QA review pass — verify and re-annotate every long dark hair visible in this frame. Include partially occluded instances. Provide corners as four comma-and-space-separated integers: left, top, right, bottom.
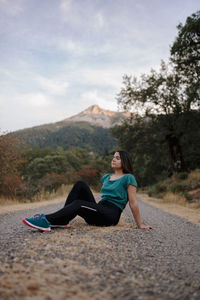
117, 150, 134, 174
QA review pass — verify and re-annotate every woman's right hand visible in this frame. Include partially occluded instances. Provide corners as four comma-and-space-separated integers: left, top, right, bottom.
138, 224, 153, 229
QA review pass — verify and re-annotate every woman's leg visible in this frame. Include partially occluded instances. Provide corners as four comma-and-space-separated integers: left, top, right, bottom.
46, 200, 100, 225
45, 181, 97, 225
45, 200, 121, 227
64, 181, 96, 206
22, 200, 121, 231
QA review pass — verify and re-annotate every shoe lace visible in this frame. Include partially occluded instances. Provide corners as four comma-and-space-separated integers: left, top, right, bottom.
33, 214, 43, 220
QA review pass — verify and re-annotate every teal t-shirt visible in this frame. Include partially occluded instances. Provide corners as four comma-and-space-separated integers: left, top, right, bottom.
100, 173, 137, 211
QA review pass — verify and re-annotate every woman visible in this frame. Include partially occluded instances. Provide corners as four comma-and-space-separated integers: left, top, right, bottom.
22, 150, 152, 231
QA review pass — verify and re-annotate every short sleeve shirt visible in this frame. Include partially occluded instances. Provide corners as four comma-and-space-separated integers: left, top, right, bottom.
100, 173, 137, 211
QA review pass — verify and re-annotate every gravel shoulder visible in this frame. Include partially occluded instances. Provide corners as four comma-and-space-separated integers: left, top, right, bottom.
0, 195, 200, 300
137, 193, 200, 226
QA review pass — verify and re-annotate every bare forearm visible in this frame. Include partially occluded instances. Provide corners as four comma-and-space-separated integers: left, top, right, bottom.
129, 202, 142, 228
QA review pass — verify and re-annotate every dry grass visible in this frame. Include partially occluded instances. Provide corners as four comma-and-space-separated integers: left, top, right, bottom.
188, 168, 200, 181
0, 197, 20, 206
0, 184, 100, 207
147, 169, 200, 207
0, 184, 73, 206
162, 192, 187, 205
187, 169, 200, 189
32, 184, 73, 202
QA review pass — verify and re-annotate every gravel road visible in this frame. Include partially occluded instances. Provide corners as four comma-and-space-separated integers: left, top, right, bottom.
0, 196, 199, 300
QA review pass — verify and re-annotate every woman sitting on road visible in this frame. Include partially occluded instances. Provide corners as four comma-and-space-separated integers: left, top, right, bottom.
22, 150, 152, 231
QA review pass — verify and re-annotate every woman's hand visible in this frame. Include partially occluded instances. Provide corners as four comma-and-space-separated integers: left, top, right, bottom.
137, 224, 153, 230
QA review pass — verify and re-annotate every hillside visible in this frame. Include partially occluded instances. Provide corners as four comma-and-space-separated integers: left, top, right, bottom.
10, 105, 131, 154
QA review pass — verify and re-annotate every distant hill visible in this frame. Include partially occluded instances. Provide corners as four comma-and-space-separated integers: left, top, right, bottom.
10, 105, 131, 154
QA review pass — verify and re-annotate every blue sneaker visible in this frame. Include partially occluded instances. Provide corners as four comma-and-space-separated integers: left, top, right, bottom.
22, 214, 51, 232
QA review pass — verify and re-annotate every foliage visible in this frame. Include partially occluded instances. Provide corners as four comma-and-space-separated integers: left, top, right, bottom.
0, 136, 114, 200
1, 174, 23, 199
65, 147, 90, 171
117, 61, 191, 116
175, 172, 188, 180
0, 134, 24, 198
148, 182, 166, 198
118, 11, 200, 117
37, 173, 68, 193
114, 11, 200, 186
170, 11, 200, 110
168, 182, 187, 193
147, 169, 200, 204
111, 117, 169, 186
76, 167, 98, 187
25, 154, 69, 181
10, 121, 116, 155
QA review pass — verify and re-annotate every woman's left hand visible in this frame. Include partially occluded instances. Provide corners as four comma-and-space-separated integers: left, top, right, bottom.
138, 224, 153, 229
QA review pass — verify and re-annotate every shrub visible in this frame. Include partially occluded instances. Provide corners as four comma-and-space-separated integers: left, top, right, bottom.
147, 186, 156, 197
76, 167, 99, 187
0, 174, 23, 198
175, 172, 188, 180
38, 173, 68, 193
178, 191, 192, 202
147, 182, 166, 197
16, 181, 40, 200
168, 182, 186, 193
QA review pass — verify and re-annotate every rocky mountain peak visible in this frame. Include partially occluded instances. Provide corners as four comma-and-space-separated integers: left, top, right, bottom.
82, 105, 115, 117
66, 104, 131, 128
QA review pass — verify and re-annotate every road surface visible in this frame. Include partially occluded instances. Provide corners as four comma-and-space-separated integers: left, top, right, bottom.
0, 196, 199, 299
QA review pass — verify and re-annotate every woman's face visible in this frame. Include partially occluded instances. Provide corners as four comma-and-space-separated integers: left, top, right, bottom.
111, 152, 122, 170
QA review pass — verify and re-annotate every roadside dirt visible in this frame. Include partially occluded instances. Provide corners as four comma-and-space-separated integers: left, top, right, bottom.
0, 196, 65, 214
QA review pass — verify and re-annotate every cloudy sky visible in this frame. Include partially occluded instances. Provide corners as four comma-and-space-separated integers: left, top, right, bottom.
0, 0, 199, 132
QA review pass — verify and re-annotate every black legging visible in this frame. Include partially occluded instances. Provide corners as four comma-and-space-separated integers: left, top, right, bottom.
46, 181, 122, 226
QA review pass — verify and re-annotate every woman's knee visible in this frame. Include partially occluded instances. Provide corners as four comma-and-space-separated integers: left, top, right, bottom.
74, 180, 88, 189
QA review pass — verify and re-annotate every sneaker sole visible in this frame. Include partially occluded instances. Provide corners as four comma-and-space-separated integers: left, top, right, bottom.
22, 219, 51, 232
51, 225, 70, 228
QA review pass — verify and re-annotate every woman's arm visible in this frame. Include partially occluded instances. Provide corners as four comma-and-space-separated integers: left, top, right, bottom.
128, 185, 153, 229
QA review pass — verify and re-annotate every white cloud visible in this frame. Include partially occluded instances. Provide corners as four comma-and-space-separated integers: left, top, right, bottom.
0, 0, 24, 15
82, 69, 122, 89
36, 76, 69, 96
0, 93, 70, 132
54, 38, 80, 53
80, 89, 118, 111
60, 0, 72, 13
94, 12, 105, 29
18, 93, 51, 108
81, 90, 104, 104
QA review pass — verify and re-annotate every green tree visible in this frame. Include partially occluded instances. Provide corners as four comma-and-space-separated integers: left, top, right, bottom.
116, 11, 200, 179
117, 62, 188, 173
111, 118, 169, 186
170, 10, 200, 110
25, 154, 70, 181
65, 147, 91, 171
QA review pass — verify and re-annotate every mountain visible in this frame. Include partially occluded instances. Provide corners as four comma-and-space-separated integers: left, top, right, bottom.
10, 105, 131, 154
66, 104, 131, 128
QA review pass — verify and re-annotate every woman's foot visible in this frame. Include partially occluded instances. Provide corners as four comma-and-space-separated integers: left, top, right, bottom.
22, 214, 51, 232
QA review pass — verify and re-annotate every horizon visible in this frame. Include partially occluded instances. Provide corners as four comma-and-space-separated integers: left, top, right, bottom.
3, 103, 128, 134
